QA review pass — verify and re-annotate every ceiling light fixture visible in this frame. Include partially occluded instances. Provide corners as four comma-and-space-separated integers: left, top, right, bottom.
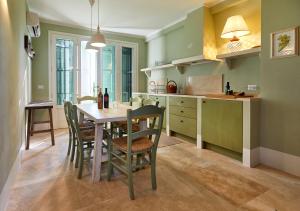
90, 0, 106, 48
85, 0, 99, 52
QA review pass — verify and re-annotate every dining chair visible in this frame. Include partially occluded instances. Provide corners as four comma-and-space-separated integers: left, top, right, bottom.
77, 96, 97, 104
107, 105, 165, 200
114, 98, 159, 137
64, 101, 95, 162
69, 104, 96, 179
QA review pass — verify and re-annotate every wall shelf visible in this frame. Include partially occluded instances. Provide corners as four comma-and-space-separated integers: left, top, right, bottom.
141, 55, 220, 77
216, 47, 261, 69
141, 64, 174, 78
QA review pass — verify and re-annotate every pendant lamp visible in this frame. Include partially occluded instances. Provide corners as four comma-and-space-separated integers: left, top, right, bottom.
85, 0, 99, 52
90, 0, 106, 47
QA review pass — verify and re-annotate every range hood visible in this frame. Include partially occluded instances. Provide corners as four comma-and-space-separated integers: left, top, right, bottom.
172, 7, 219, 67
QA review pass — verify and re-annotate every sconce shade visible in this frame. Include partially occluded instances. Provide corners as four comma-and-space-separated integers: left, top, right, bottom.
221, 15, 250, 39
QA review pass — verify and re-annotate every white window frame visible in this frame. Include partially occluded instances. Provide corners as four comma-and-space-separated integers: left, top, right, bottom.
48, 30, 139, 106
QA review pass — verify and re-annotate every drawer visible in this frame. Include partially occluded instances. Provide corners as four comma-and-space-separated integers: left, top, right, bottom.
169, 105, 197, 119
169, 97, 197, 108
170, 114, 197, 138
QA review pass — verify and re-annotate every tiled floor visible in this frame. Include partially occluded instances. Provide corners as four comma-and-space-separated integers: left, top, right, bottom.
6, 130, 300, 211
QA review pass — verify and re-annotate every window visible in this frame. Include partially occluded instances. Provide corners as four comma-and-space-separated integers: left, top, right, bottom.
51, 32, 138, 107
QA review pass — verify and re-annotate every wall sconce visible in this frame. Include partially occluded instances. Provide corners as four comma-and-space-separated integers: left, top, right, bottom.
221, 15, 250, 52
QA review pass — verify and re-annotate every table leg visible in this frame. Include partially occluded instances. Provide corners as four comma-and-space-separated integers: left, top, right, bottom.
92, 124, 103, 183
79, 112, 84, 124
26, 109, 32, 150
48, 108, 55, 146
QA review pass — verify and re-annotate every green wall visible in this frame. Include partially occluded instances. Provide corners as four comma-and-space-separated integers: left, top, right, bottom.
0, 0, 29, 194
260, 0, 300, 157
147, 5, 261, 93
32, 22, 147, 101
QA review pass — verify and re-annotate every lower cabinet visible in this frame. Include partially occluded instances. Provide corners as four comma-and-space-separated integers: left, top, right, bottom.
149, 95, 166, 129
169, 97, 197, 139
169, 114, 197, 138
201, 99, 243, 154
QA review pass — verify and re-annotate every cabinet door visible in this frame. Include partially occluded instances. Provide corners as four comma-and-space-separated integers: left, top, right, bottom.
201, 99, 243, 153
170, 114, 197, 138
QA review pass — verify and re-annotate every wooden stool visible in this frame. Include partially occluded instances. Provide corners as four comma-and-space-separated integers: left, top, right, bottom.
25, 101, 55, 150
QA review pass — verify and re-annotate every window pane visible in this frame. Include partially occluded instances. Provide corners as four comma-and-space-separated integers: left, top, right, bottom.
56, 39, 74, 105
81, 41, 98, 97
102, 45, 115, 102
122, 47, 132, 102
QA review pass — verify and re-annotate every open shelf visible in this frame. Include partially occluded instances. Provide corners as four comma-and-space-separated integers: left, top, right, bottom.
216, 47, 261, 69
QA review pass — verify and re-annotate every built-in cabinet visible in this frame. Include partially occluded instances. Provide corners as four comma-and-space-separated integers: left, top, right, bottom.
201, 99, 243, 154
169, 97, 197, 139
132, 93, 260, 167
149, 95, 166, 129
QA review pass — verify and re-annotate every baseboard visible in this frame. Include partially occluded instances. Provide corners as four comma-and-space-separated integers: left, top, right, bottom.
260, 147, 300, 177
243, 147, 260, 168
0, 150, 21, 211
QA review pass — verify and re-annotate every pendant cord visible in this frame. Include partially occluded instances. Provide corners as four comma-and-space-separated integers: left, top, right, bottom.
98, 0, 100, 28
90, 4, 93, 32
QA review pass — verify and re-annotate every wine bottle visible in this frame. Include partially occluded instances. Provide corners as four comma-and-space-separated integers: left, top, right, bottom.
97, 88, 103, 109
104, 88, 109, 108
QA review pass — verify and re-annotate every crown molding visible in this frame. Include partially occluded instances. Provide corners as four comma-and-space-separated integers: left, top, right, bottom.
40, 18, 146, 40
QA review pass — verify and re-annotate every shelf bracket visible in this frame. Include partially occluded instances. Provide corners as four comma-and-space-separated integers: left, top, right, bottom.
144, 70, 151, 79
224, 59, 233, 69
176, 65, 186, 74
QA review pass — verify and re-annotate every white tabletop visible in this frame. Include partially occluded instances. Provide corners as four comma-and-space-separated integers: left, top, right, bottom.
77, 103, 133, 124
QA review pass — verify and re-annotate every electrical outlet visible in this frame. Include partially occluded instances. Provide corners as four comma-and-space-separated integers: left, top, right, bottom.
37, 85, 44, 90
248, 85, 257, 91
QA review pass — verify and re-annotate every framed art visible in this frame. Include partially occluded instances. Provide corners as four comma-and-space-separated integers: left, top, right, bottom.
271, 26, 299, 58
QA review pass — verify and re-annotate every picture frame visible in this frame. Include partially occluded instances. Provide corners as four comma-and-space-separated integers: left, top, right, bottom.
271, 26, 299, 58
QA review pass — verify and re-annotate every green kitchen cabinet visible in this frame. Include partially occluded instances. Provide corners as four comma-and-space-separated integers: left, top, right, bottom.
149, 95, 166, 129
169, 96, 197, 139
201, 99, 243, 153
170, 114, 197, 138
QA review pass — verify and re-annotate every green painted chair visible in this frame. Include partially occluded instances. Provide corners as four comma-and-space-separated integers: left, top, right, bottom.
69, 104, 98, 179
77, 96, 97, 104
64, 101, 94, 162
107, 105, 165, 200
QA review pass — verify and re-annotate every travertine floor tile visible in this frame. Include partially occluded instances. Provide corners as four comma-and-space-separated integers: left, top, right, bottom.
6, 130, 300, 211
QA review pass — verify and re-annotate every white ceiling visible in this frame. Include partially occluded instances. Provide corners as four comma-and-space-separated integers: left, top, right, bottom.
27, 0, 223, 37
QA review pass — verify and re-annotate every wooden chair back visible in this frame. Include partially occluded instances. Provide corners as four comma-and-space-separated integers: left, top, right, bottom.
129, 96, 143, 107
143, 98, 159, 107
77, 96, 97, 104
126, 105, 165, 155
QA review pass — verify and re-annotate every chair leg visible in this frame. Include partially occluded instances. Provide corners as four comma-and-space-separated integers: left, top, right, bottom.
67, 130, 72, 156
78, 147, 84, 179
150, 150, 157, 190
71, 135, 76, 162
127, 156, 134, 200
107, 139, 113, 181
75, 148, 79, 168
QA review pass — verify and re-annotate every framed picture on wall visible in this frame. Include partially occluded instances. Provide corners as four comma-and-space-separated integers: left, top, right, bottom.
271, 26, 299, 58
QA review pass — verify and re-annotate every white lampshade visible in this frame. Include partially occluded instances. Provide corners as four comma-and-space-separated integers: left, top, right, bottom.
90, 26, 106, 47
85, 41, 99, 52
221, 15, 250, 39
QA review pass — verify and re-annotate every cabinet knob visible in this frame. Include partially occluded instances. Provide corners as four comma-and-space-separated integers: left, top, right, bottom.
203, 100, 206, 104
180, 120, 184, 123
180, 110, 184, 113
181, 101, 184, 103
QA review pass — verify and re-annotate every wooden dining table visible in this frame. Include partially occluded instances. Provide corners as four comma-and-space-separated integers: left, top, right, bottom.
77, 103, 144, 183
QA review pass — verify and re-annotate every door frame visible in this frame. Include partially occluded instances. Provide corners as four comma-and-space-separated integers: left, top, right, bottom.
48, 30, 139, 128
